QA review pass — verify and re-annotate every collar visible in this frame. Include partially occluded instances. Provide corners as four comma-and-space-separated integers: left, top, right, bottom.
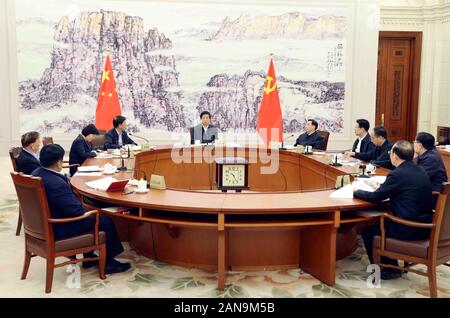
23, 148, 39, 161
42, 167, 67, 178
307, 131, 316, 136
115, 129, 123, 135
202, 125, 209, 130
359, 133, 368, 141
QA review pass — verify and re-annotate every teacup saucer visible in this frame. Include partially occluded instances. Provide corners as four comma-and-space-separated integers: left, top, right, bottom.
103, 170, 116, 175
134, 189, 149, 194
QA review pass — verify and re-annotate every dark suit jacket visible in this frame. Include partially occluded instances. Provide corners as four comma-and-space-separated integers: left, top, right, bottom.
294, 131, 324, 149
352, 134, 375, 154
354, 161, 433, 223
353, 140, 394, 169
69, 134, 97, 176
104, 129, 136, 150
417, 148, 448, 192
31, 167, 86, 237
16, 150, 41, 175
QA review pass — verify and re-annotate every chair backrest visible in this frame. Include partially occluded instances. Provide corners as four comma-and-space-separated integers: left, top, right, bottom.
189, 127, 194, 143
9, 147, 22, 172
42, 137, 54, 146
10, 172, 52, 241
316, 130, 330, 151
430, 183, 450, 256
92, 134, 106, 149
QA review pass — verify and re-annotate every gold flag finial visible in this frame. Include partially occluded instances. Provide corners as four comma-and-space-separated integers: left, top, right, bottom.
106, 48, 110, 55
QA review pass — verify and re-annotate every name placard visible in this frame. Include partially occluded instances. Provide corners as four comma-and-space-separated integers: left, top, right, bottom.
150, 174, 166, 190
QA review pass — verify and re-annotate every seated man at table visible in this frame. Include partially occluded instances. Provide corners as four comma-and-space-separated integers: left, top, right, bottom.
354, 140, 433, 280
413, 132, 448, 194
191, 111, 219, 144
32, 144, 131, 274
294, 119, 324, 149
352, 119, 375, 154
16, 131, 42, 175
104, 115, 137, 150
69, 124, 100, 176
344, 126, 394, 170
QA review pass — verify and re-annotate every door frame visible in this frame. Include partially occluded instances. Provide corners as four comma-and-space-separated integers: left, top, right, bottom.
378, 31, 422, 142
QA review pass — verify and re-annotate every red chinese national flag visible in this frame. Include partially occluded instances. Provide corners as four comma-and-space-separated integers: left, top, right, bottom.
95, 53, 122, 131
256, 58, 283, 145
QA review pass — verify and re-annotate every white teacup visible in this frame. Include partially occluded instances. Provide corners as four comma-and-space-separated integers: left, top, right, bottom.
446, 145, 450, 152
137, 179, 147, 192
366, 164, 376, 174
103, 163, 114, 173
194, 140, 201, 146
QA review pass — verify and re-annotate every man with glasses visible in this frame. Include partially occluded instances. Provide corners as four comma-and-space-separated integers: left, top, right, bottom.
344, 126, 394, 169
413, 132, 448, 195
354, 140, 433, 280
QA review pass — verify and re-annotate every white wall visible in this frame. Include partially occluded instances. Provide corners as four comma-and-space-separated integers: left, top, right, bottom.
380, 0, 450, 135
0, 0, 380, 153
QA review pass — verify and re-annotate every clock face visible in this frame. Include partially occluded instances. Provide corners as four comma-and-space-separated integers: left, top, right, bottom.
222, 164, 245, 187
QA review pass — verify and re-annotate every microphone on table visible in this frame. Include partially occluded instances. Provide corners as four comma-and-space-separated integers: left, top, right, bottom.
280, 134, 295, 150
128, 132, 152, 151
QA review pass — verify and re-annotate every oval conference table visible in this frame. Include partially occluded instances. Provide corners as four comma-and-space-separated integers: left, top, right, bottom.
70, 145, 389, 290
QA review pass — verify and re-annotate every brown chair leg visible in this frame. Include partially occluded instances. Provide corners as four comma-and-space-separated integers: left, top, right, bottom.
99, 244, 106, 280
21, 250, 32, 280
428, 265, 438, 298
16, 211, 22, 236
373, 248, 381, 264
45, 258, 55, 294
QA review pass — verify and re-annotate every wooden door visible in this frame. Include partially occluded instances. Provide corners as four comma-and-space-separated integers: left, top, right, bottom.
376, 32, 422, 142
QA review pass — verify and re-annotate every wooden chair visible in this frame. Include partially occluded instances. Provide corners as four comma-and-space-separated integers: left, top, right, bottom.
189, 127, 194, 144
91, 134, 106, 150
316, 130, 330, 151
373, 182, 450, 298
42, 136, 54, 146
9, 147, 23, 236
10, 172, 106, 293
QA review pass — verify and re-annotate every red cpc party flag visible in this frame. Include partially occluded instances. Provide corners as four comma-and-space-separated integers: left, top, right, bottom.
256, 57, 283, 145
95, 51, 122, 131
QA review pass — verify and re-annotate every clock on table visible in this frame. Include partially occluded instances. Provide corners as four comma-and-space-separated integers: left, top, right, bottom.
215, 157, 249, 192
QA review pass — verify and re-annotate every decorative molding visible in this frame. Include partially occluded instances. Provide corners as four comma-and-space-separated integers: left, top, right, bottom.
381, 3, 450, 26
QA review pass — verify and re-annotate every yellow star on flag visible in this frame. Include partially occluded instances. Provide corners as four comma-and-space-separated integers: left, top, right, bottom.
108, 92, 113, 98
102, 70, 110, 83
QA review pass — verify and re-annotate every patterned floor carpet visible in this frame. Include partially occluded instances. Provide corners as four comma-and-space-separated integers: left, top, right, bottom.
1, 156, 450, 298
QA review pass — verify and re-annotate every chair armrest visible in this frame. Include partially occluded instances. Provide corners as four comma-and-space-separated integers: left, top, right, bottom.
48, 210, 98, 224
382, 213, 435, 229
48, 210, 100, 245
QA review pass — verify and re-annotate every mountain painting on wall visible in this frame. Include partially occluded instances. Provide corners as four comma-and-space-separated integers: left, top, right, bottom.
16, 0, 348, 135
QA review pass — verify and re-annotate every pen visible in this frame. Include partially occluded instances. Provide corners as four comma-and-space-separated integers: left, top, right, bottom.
123, 191, 134, 195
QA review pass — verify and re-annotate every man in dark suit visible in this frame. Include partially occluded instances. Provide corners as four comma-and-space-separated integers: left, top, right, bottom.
104, 115, 137, 150
354, 140, 433, 280
351, 119, 375, 154
294, 119, 324, 149
16, 131, 42, 175
32, 144, 131, 274
413, 132, 448, 193
345, 126, 394, 169
190, 111, 219, 144
69, 124, 100, 176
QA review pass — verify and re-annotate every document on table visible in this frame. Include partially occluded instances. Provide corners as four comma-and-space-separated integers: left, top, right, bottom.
77, 165, 101, 172
96, 153, 114, 159
85, 177, 117, 191
74, 172, 103, 177
329, 181, 375, 199
356, 176, 387, 184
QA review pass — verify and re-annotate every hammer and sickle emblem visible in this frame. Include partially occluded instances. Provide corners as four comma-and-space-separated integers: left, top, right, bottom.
263, 76, 277, 94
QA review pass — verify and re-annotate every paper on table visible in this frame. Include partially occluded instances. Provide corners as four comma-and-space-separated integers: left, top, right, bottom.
96, 153, 113, 159
85, 177, 117, 191
357, 176, 387, 184
77, 165, 101, 172
329, 184, 354, 199
74, 172, 103, 177
313, 151, 326, 155
352, 180, 376, 192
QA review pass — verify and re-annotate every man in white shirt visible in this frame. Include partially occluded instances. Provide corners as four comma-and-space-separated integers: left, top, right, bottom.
350, 119, 375, 154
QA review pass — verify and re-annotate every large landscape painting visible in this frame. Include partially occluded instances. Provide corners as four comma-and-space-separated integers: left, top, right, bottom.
16, 0, 347, 136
